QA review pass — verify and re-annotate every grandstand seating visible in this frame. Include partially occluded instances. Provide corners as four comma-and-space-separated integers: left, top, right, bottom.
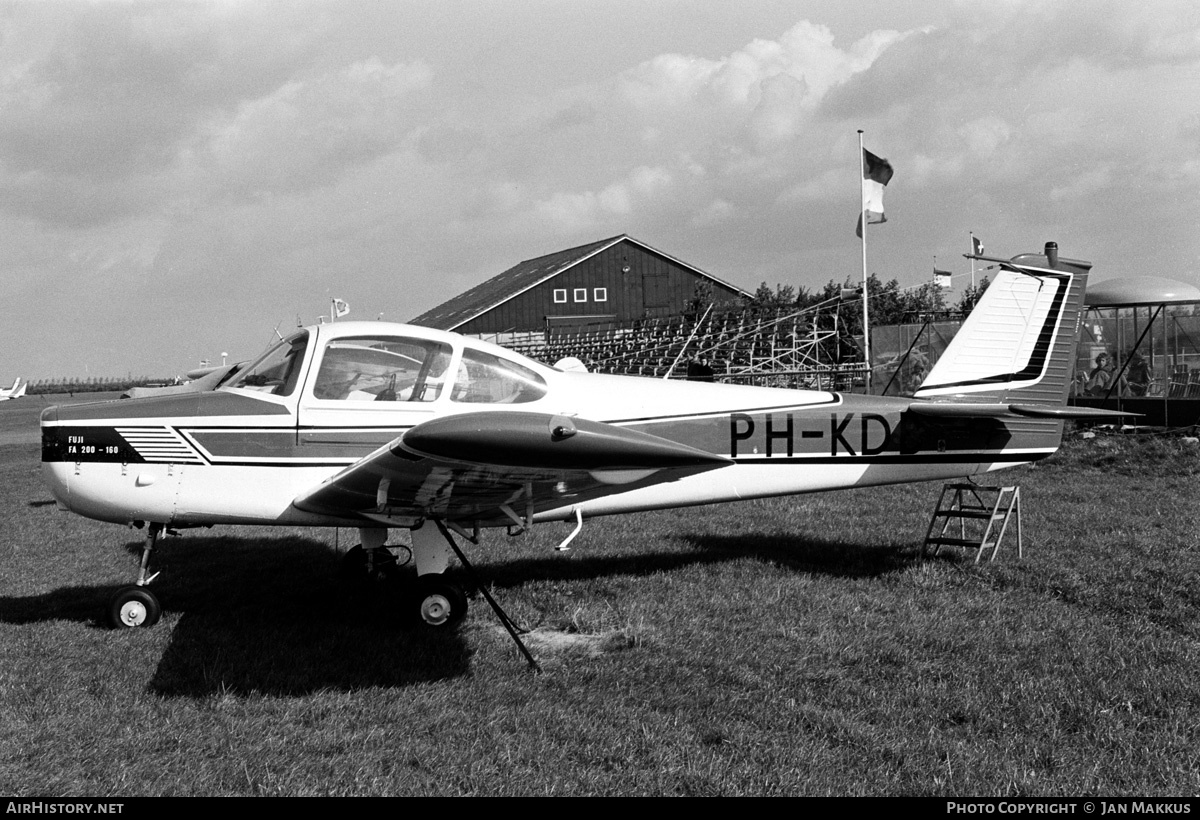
500, 304, 868, 391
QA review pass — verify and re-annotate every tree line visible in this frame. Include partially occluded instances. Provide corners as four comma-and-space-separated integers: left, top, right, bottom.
744, 274, 990, 335
25, 376, 176, 395
687, 273, 991, 335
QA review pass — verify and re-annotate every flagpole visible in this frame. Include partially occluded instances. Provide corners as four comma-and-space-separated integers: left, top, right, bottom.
859, 130, 871, 393
970, 231, 976, 289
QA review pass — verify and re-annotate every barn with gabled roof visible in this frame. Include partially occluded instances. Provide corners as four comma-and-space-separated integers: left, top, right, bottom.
410, 234, 749, 335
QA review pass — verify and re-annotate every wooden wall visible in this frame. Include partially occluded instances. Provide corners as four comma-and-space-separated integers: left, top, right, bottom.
457, 240, 744, 335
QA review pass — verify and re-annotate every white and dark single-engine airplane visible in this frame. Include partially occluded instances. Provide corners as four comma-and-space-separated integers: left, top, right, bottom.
42, 242, 1125, 642
1, 377, 26, 401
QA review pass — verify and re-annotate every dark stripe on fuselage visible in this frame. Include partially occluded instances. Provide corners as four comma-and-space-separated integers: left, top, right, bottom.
42, 422, 1051, 468
44, 400, 1057, 471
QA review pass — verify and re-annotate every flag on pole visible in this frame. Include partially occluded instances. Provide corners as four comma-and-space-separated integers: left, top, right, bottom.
971, 235, 984, 256
856, 148, 894, 238
332, 298, 350, 318
934, 268, 953, 289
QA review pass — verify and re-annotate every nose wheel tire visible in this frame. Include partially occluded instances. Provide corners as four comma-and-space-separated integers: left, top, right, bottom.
108, 586, 162, 629
413, 575, 467, 628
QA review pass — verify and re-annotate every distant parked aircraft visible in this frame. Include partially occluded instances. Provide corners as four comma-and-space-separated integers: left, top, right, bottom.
121, 362, 244, 399
0, 378, 26, 401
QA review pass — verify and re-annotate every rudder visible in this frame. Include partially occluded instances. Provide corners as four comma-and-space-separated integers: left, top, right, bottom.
915, 241, 1089, 407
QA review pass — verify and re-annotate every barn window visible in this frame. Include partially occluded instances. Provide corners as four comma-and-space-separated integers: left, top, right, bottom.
593, 288, 608, 302
573, 288, 588, 303
553, 289, 567, 303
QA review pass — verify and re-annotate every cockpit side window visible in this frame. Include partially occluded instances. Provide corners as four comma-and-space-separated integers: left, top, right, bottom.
451, 350, 547, 404
224, 332, 309, 396
312, 336, 453, 402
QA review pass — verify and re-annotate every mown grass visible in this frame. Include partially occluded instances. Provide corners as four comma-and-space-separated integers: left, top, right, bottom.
1, 428, 1197, 796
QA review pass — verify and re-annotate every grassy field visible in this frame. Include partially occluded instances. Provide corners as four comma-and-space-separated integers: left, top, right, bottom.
1, 396, 1197, 795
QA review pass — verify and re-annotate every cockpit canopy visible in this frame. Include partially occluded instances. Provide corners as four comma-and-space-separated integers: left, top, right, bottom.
313, 336, 452, 402
224, 327, 549, 405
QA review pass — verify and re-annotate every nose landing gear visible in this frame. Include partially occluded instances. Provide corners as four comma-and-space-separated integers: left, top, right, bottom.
106, 522, 164, 629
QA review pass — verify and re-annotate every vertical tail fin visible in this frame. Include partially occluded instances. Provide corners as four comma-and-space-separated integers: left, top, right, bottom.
915, 242, 1089, 406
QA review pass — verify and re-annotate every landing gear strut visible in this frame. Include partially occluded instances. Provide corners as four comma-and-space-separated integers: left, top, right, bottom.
421, 521, 540, 672
107, 523, 164, 629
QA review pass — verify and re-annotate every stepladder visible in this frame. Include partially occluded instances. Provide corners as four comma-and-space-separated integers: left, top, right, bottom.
923, 483, 1023, 562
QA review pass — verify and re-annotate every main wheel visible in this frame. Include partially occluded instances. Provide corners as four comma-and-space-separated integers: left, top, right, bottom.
340, 544, 400, 583
108, 585, 162, 629
413, 574, 467, 628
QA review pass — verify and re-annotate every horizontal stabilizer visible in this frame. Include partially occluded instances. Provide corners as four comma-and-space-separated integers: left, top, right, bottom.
1008, 404, 1140, 420
907, 402, 1012, 418
909, 401, 1139, 420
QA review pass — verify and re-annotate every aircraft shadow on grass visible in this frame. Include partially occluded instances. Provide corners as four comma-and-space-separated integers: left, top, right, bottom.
476, 529, 919, 591
1, 527, 921, 696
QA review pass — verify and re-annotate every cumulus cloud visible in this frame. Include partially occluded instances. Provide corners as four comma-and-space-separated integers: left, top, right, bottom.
533, 165, 674, 232
619, 21, 904, 117
480, 19, 917, 244
201, 57, 433, 199
0, 2, 363, 225
615, 20, 908, 156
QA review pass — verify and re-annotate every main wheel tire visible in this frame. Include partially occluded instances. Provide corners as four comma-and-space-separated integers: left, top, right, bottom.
340, 544, 400, 583
108, 586, 162, 629
413, 574, 467, 628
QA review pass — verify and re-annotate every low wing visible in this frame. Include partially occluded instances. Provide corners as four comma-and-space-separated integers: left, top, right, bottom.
291, 411, 730, 526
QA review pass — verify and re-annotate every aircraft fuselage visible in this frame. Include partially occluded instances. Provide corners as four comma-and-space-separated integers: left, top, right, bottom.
41, 321, 1061, 531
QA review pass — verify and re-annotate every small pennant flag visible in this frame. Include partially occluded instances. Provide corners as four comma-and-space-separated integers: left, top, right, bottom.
972, 235, 984, 256
934, 268, 953, 289
856, 148, 894, 238
332, 298, 350, 318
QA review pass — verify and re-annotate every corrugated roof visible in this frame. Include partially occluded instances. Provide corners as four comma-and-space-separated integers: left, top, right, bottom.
409, 234, 750, 331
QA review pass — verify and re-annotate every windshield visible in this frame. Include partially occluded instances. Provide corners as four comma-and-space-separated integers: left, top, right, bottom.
223, 332, 309, 396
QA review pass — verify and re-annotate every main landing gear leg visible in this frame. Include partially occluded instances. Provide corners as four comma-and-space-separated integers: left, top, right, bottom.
408, 522, 466, 628
108, 523, 164, 629
429, 521, 540, 672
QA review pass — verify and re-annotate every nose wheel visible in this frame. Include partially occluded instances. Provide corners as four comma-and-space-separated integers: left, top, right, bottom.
108, 585, 162, 629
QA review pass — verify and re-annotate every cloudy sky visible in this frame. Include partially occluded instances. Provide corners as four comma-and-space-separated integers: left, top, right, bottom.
3, 0, 1198, 380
